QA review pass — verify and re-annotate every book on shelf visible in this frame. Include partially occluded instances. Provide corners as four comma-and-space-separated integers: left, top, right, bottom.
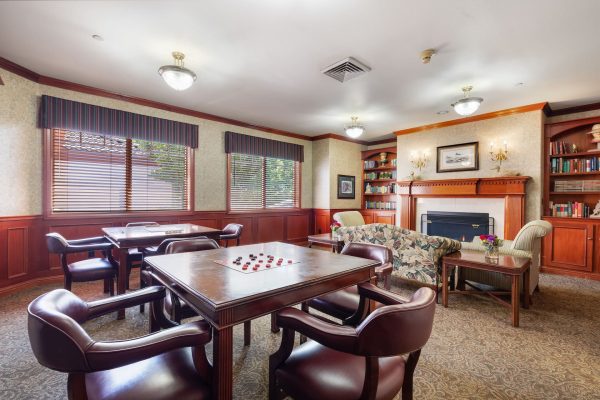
364, 170, 397, 180
550, 157, 600, 173
549, 201, 590, 218
365, 201, 396, 210
554, 180, 600, 192
364, 182, 397, 194
549, 141, 579, 155
363, 158, 397, 170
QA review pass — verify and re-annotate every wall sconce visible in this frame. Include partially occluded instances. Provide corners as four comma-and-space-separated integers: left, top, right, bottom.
410, 151, 429, 179
490, 141, 509, 172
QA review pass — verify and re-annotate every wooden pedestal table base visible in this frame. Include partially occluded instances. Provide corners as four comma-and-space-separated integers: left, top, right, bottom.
441, 250, 531, 327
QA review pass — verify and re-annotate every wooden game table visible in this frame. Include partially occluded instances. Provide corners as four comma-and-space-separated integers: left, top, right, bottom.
144, 242, 379, 400
103, 223, 222, 319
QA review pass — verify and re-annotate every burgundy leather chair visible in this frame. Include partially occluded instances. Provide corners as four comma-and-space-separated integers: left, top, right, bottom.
219, 223, 243, 247
269, 283, 436, 400
306, 242, 393, 323
46, 233, 117, 295
27, 286, 212, 400
125, 222, 159, 290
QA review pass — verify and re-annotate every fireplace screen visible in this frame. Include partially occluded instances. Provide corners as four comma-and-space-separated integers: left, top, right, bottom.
421, 211, 495, 242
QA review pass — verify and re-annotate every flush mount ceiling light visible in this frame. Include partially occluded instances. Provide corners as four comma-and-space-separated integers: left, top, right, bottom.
158, 51, 197, 91
345, 116, 365, 139
451, 85, 483, 116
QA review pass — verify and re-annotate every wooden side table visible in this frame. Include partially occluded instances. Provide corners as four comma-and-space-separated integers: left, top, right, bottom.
441, 250, 531, 327
307, 233, 345, 253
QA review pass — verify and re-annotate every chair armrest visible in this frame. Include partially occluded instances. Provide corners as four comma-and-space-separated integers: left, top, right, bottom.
374, 262, 392, 280
87, 286, 166, 319
357, 282, 406, 306
276, 307, 358, 353
67, 236, 111, 246
85, 320, 211, 371
64, 242, 114, 254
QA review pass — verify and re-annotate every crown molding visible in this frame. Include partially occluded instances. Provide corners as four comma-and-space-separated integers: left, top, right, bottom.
395, 102, 548, 136
310, 133, 370, 145
547, 101, 600, 117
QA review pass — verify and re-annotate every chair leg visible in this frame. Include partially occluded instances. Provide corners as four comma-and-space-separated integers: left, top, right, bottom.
224, 240, 229, 248
140, 268, 146, 313
64, 276, 72, 291
402, 349, 421, 400
67, 372, 87, 400
108, 278, 114, 296
271, 312, 280, 333
103, 278, 109, 293
236, 238, 240, 246
243, 320, 251, 346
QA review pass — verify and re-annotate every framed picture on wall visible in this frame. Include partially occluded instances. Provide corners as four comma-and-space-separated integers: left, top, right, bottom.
436, 142, 479, 172
337, 175, 356, 199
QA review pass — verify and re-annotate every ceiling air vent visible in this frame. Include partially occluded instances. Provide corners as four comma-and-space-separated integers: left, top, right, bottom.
321, 57, 371, 83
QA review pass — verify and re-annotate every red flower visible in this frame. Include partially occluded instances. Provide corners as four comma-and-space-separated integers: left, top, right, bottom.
479, 234, 486, 240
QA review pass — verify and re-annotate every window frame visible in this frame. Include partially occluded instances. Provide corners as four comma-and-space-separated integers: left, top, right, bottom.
226, 153, 301, 213
43, 129, 195, 218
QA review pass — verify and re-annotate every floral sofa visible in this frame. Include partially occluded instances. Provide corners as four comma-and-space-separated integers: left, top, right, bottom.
336, 223, 461, 287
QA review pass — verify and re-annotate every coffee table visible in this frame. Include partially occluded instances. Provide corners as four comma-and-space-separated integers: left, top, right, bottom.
307, 233, 345, 253
441, 250, 530, 327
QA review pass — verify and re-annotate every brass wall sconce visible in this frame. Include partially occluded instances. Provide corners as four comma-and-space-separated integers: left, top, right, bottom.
490, 141, 509, 172
410, 151, 429, 179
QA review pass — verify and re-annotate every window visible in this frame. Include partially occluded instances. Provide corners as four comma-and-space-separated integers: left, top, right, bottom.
49, 130, 191, 213
229, 153, 300, 210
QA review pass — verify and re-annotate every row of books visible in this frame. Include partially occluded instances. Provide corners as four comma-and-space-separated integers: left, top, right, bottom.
554, 180, 600, 192
365, 201, 396, 210
549, 141, 579, 155
550, 157, 600, 173
549, 201, 591, 218
365, 183, 397, 194
364, 170, 397, 180
363, 158, 397, 169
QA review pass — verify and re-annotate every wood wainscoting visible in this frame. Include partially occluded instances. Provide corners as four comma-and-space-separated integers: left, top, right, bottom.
0, 209, 313, 295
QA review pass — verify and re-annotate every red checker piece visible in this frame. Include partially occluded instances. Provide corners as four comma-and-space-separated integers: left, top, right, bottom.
287, 260, 293, 263
266, 264, 271, 268
242, 265, 248, 270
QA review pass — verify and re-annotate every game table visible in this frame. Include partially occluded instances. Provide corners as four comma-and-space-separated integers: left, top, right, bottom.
103, 223, 222, 319
144, 241, 379, 400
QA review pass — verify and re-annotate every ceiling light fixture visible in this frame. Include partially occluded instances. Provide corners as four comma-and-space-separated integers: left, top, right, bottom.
158, 51, 197, 91
451, 85, 483, 116
345, 116, 365, 139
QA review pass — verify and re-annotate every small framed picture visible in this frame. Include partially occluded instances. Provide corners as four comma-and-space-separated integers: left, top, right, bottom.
337, 175, 356, 199
436, 142, 479, 173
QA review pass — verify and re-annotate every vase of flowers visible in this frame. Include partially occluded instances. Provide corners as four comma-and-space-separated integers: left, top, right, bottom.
331, 222, 342, 239
480, 234, 502, 261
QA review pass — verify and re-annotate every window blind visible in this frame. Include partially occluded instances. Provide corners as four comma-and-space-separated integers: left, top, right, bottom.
51, 130, 189, 213
229, 153, 299, 210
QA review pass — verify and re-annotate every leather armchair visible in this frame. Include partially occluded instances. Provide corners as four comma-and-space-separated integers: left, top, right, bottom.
27, 286, 212, 400
219, 223, 243, 247
46, 232, 117, 295
269, 283, 436, 400
306, 242, 393, 323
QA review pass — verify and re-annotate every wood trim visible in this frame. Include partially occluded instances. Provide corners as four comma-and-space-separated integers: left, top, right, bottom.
311, 133, 369, 146
366, 137, 397, 146
547, 102, 600, 117
394, 102, 548, 136
361, 146, 397, 160
0, 275, 63, 297
0, 57, 40, 81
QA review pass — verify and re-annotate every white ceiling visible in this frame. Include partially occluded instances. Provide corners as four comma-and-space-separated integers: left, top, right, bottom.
1, 1, 599, 140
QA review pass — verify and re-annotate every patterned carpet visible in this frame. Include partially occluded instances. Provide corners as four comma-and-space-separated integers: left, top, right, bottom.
1, 272, 599, 399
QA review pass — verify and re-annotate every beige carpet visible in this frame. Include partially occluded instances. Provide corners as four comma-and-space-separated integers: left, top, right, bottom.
1, 272, 599, 399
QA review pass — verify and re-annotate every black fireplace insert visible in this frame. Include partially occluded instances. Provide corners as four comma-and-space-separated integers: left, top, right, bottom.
420, 211, 494, 241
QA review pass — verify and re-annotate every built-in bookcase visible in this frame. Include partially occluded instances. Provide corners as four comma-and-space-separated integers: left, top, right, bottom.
360, 146, 398, 225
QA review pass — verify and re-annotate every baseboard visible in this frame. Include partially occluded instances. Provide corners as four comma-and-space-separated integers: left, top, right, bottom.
540, 266, 600, 281
0, 275, 63, 297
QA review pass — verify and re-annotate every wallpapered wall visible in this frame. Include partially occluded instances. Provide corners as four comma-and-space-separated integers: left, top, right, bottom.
396, 111, 545, 222
0, 67, 313, 216
311, 138, 364, 209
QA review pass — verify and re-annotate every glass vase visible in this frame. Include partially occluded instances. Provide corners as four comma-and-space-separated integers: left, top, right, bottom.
485, 246, 499, 261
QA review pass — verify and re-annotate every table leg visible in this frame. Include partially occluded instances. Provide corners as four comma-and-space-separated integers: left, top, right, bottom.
442, 262, 449, 308
212, 326, 233, 400
117, 248, 128, 319
523, 267, 530, 310
308, 241, 313, 249
511, 275, 520, 327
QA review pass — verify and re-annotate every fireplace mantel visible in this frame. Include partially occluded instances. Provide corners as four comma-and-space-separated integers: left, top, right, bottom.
396, 176, 530, 239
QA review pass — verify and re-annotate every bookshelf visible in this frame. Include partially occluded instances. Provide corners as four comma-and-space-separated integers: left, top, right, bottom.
360, 146, 398, 225
542, 116, 600, 281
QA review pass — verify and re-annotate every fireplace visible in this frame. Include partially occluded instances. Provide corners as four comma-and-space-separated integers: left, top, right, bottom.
421, 211, 494, 241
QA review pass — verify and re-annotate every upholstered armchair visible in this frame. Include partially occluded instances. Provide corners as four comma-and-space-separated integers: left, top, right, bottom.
332, 211, 366, 227
269, 283, 436, 400
459, 220, 553, 295
27, 286, 213, 400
